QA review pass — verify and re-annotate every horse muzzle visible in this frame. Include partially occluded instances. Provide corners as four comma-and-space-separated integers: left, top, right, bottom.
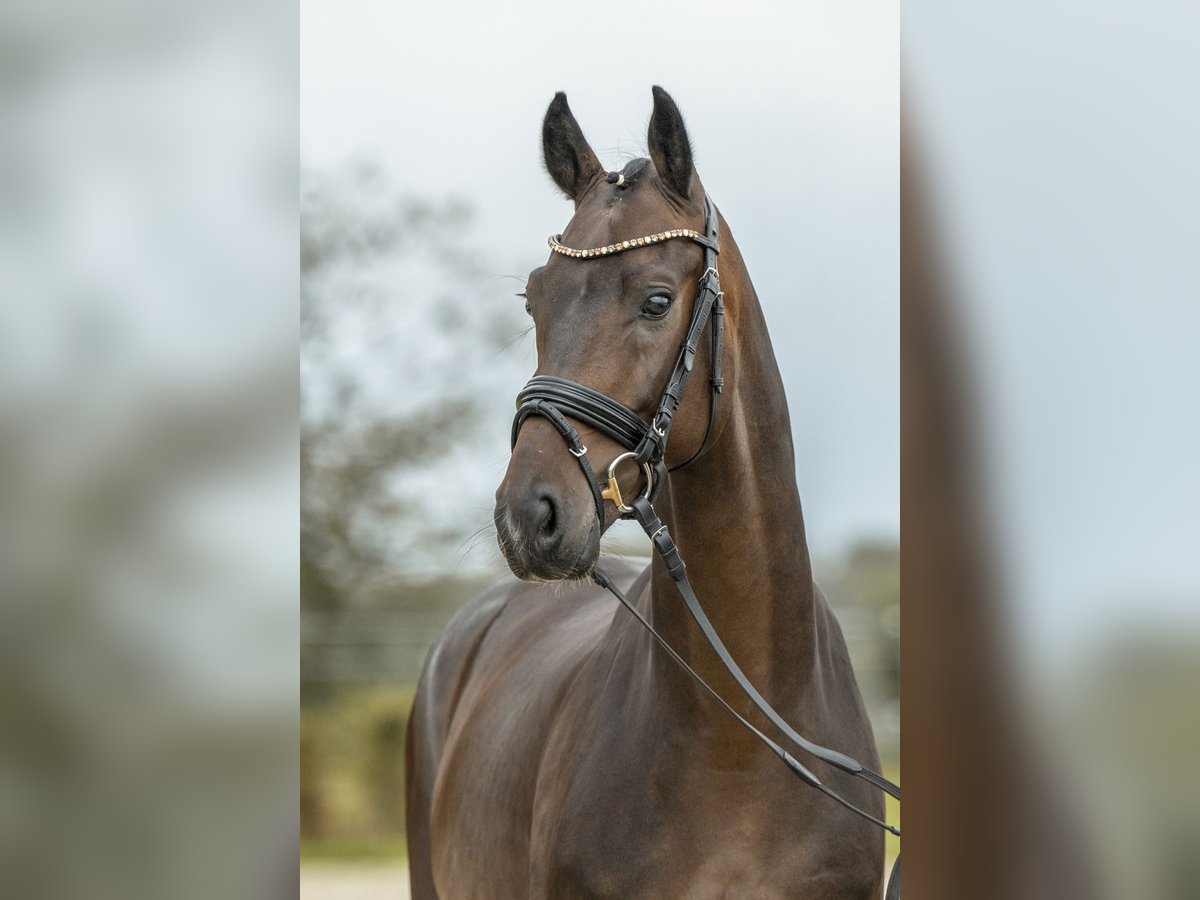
494, 425, 602, 582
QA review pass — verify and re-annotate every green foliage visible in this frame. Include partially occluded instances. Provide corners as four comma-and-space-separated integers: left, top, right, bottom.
301, 685, 416, 843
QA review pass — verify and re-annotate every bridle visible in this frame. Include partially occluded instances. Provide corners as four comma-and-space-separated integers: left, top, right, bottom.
511, 191, 901, 899
512, 195, 726, 526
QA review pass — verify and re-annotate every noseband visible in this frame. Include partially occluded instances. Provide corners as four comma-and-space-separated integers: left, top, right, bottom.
511, 194, 725, 526
510, 191, 901, 899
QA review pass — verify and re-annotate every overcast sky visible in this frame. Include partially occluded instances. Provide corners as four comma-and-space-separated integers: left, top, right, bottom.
302, 0, 899, 559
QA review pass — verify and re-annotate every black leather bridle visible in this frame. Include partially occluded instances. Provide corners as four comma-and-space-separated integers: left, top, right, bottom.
513, 194, 726, 527
511, 193, 901, 899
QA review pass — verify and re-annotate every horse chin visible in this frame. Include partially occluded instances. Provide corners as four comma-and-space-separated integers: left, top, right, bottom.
497, 517, 600, 585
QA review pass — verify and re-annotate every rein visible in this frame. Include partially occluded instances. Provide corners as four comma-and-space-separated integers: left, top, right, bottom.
511, 192, 900, 899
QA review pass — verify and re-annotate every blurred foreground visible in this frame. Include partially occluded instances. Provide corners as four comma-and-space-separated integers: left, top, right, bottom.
902, 5, 1200, 890
1, 2, 297, 898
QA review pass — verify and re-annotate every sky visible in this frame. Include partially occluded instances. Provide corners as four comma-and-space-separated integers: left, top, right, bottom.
301, 0, 900, 559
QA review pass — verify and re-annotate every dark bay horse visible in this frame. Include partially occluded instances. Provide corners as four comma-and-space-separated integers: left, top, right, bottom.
406, 87, 887, 898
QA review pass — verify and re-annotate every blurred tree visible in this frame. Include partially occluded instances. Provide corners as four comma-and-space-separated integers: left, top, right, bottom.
301, 162, 526, 697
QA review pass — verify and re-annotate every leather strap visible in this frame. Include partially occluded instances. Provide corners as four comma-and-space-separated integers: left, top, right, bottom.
592, 561, 898, 837
628, 497, 901, 803
670, 289, 724, 472
636, 197, 723, 468
515, 376, 650, 452
596, 555, 902, 898
513, 398, 606, 525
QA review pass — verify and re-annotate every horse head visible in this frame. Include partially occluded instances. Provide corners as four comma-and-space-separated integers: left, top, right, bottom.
495, 87, 725, 582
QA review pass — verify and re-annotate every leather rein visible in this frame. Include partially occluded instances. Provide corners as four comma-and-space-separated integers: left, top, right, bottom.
511, 193, 901, 899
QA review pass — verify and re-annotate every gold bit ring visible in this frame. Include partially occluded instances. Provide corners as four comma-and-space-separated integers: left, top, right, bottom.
600, 451, 654, 514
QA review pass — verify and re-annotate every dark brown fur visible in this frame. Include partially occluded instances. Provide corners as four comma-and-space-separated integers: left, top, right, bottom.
406, 88, 885, 898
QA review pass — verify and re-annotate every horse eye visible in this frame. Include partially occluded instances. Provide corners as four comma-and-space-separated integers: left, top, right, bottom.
642, 294, 672, 319
524, 299, 532, 316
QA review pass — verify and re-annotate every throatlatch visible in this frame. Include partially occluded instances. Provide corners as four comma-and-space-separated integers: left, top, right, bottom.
510, 193, 899, 895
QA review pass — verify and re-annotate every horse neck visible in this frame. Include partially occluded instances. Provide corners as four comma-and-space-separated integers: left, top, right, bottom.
646, 232, 818, 714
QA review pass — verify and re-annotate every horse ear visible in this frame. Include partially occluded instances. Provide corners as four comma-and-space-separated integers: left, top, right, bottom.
542, 92, 603, 202
647, 86, 695, 201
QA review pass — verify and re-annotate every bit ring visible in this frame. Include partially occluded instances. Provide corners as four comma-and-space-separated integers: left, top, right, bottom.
600, 451, 654, 514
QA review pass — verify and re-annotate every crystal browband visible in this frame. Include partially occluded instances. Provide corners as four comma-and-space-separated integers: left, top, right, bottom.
547, 228, 705, 259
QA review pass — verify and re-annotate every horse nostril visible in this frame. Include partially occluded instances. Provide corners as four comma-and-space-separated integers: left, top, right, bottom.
528, 492, 560, 551
537, 496, 555, 535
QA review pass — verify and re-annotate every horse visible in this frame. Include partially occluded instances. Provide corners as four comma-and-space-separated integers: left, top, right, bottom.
406, 86, 889, 898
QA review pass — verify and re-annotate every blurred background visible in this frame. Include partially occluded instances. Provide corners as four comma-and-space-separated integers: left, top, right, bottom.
300, 0, 898, 895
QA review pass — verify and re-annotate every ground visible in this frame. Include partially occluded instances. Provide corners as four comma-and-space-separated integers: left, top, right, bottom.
300, 863, 409, 900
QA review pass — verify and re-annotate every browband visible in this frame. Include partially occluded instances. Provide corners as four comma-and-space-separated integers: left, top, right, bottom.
547, 228, 719, 259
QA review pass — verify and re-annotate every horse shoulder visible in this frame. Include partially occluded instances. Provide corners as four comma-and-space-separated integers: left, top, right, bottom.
420, 568, 643, 896
407, 579, 514, 899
